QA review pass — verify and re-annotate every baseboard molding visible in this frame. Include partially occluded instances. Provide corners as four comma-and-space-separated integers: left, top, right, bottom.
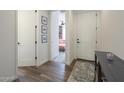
0, 76, 17, 82
70, 59, 77, 65
37, 60, 49, 66
67, 59, 77, 66
76, 58, 95, 63
72, 58, 77, 63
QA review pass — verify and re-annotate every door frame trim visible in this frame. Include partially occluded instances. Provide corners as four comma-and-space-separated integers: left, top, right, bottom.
15, 10, 18, 79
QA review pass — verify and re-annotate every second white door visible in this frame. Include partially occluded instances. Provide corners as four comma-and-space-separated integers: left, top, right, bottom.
18, 10, 36, 66
76, 12, 96, 61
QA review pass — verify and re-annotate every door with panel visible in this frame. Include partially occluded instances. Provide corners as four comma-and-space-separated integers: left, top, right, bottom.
18, 10, 36, 66
76, 12, 97, 61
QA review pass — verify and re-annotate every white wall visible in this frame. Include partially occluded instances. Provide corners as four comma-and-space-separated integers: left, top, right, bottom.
0, 11, 16, 81
96, 11, 102, 50
65, 11, 75, 65
50, 11, 59, 60
97, 11, 124, 60
73, 12, 78, 59
36, 10, 50, 66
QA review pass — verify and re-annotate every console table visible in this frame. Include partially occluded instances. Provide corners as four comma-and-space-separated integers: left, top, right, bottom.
95, 51, 124, 82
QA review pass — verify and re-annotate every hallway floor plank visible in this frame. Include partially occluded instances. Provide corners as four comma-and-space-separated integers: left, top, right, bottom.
16, 61, 76, 82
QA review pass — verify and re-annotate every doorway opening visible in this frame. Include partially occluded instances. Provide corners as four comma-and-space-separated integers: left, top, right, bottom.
50, 11, 66, 63
55, 11, 66, 63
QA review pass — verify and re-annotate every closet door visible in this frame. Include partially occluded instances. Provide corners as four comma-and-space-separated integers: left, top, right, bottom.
18, 10, 35, 66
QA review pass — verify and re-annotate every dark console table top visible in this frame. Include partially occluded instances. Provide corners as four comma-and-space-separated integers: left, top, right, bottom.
95, 51, 124, 82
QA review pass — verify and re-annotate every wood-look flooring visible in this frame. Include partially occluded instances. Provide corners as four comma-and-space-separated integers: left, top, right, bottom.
16, 60, 76, 82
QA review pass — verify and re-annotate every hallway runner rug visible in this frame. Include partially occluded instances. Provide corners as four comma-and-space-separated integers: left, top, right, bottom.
67, 61, 95, 82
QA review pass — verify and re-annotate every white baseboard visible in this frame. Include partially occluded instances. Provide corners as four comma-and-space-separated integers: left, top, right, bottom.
37, 60, 49, 66
0, 76, 17, 82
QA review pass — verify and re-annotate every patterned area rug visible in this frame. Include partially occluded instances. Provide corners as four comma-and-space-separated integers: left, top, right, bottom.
67, 61, 95, 82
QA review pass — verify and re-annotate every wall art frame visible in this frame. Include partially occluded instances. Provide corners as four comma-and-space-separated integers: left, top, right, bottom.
41, 16, 48, 25
41, 25, 48, 34
41, 35, 48, 43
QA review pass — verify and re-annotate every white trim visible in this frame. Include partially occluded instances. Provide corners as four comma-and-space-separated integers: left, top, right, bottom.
64, 11, 68, 65
0, 76, 17, 82
16, 11, 18, 78
65, 10, 72, 65
36, 60, 49, 66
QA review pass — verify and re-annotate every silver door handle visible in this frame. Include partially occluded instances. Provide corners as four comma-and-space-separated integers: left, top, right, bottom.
77, 41, 80, 43
77, 38, 80, 43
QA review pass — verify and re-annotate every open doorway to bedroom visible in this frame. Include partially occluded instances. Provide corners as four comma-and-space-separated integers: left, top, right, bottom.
50, 10, 66, 63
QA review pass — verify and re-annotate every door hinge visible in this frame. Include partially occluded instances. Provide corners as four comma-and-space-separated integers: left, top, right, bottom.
35, 41, 37, 44
35, 57, 37, 59
96, 13, 97, 16
96, 41, 98, 44
35, 10, 37, 13
35, 25, 37, 29
96, 27, 97, 30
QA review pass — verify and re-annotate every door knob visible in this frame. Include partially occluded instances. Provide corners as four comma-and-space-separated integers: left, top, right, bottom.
77, 41, 80, 43
17, 42, 21, 45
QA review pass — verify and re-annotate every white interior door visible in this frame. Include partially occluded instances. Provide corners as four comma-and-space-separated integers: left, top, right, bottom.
76, 12, 96, 61
50, 11, 60, 60
18, 10, 35, 66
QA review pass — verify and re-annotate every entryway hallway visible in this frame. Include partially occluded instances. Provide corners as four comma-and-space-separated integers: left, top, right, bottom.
16, 10, 97, 82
